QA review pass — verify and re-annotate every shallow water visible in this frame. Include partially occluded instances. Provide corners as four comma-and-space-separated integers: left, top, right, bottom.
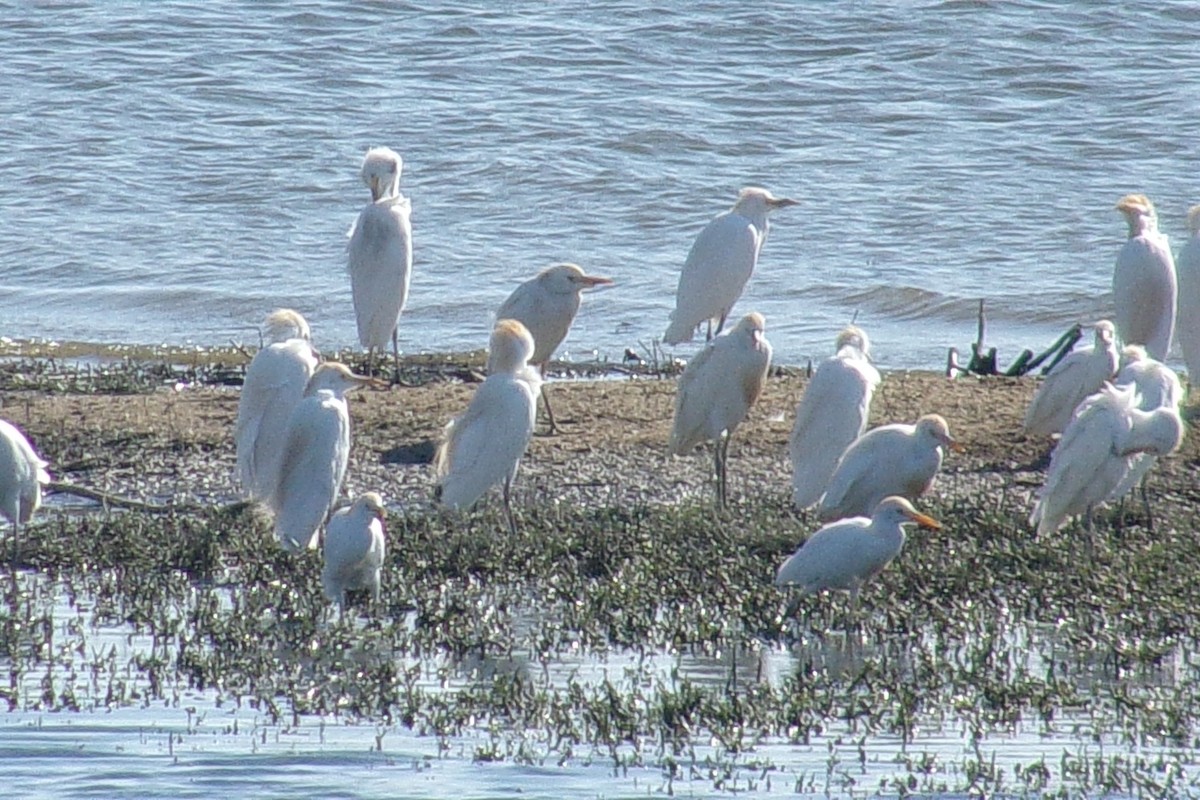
2, 2, 1199, 370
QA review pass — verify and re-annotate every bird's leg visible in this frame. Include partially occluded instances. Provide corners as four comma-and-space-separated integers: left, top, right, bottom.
705, 319, 714, 342
539, 363, 560, 434
391, 329, 402, 386
366, 347, 377, 380
714, 312, 728, 338
503, 475, 518, 537
712, 437, 726, 511
719, 433, 731, 510
1139, 473, 1153, 530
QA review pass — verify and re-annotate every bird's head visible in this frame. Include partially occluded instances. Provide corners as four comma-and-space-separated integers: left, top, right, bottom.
540, 263, 614, 296
733, 187, 799, 217
262, 308, 311, 345
835, 325, 870, 358
733, 311, 767, 347
356, 491, 388, 522
489, 319, 536, 373
304, 362, 376, 396
1091, 319, 1116, 347
1115, 193, 1156, 234
1118, 343, 1147, 370
916, 413, 962, 452
873, 496, 942, 531
361, 147, 403, 202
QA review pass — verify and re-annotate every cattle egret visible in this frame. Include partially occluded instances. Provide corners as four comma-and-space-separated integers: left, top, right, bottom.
270, 362, 373, 551
1030, 381, 1183, 535
663, 188, 798, 344
1113, 194, 1176, 361
1175, 205, 1200, 393
790, 326, 881, 509
1108, 346, 1184, 515
348, 146, 413, 381
668, 312, 772, 509
776, 496, 941, 607
235, 309, 320, 501
322, 492, 387, 610
435, 319, 541, 535
495, 263, 613, 433
0, 419, 51, 555
1023, 320, 1119, 437
818, 414, 958, 522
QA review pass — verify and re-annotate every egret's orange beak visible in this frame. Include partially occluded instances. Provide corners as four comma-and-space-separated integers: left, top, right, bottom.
769, 197, 800, 209
578, 275, 614, 289
908, 510, 942, 531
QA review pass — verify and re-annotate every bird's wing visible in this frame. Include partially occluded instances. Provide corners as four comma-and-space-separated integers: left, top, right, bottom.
437, 378, 536, 508
1114, 237, 1177, 359
790, 358, 877, 508
347, 200, 414, 349
669, 342, 720, 453
1023, 350, 1094, 435
272, 397, 348, 549
819, 427, 907, 519
669, 214, 759, 331
496, 284, 576, 364
235, 344, 316, 496
776, 519, 872, 590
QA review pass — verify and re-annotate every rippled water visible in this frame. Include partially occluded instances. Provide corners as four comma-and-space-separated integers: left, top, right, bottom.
2, 2, 1198, 369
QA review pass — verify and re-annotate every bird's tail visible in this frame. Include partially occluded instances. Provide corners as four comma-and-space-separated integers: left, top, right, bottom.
662, 314, 696, 345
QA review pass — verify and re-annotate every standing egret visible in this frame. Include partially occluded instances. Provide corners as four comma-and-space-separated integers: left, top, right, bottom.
1030, 382, 1183, 535
435, 319, 541, 535
235, 309, 319, 501
1108, 346, 1184, 517
322, 492, 386, 610
348, 146, 413, 382
818, 414, 959, 522
1022, 320, 1119, 437
790, 325, 881, 509
0, 419, 51, 557
668, 312, 772, 509
270, 362, 373, 551
1113, 194, 1176, 361
495, 263, 613, 433
1174, 205, 1200, 393
776, 496, 941, 606
662, 188, 798, 344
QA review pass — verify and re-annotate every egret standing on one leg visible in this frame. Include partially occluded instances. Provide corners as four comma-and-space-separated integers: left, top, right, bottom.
668, 312, 772, 509
818, 414, 959, 522
495, 263, 613, 433
435, 319, 542, 535
1113, 194, 1176, 361
322, 492, 387, 611
1022, 320, 1119, 437
270, 363, 373, 552
348, 146, 413, 382
663, 188, 798, 345
790, 325, 881, 509
235, 309, 319, 501
776, 496, 941, 608
1174, 205, 1200, 395
0, 419, 51, 558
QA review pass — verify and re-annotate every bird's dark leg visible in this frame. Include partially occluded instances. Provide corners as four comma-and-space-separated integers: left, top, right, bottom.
366, 347, 377, 380
712, 438, 724, 510
705, 319, 713, 342
1140, 474, 1154, 530
714, 312, 728, 338
503, 475, 518, 536
391, 329, 402, 386
539, 363, 560, 434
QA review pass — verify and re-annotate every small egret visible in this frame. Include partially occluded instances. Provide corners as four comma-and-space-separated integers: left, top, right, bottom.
1022, 320, 1119, 437
790, 325, 881, 509
1108, 346, 1184, 516
1113, 194, 1176, 361
235, 309, 319, 501
775, 496, 941, 607
495, 263, 613, 433
818, 414, 959, 522
435, 319, 542, 534
348, 146, 413, 381
1174, 205, 1200, 393
270, 362, 373, 551
322, 492, 386, 610
1030, 381, 1183, 535
663, 187, 798, 344
668, 312, 772, 509
0, 419, 51, 554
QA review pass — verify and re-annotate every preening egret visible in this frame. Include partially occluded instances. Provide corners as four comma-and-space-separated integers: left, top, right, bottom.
270, 362, 373, 551
790, 326, 881, 509
1113, 194, 1176, 361
1030, 381, 1183, 535
435, 319, 541, 535
1175, 205, 1200, 392
1108, 346, 1184, 516
775, 496, 941, 607
668, 312, 772, 509
0, 419, 51, 553
348, 146, 413, 381
495, 263, 613, 433
662, 188, 798, 344
1022, 320, 1119, 437
235, 309, 319, 501
322, 491, 386, 610
818, 414, 958, 522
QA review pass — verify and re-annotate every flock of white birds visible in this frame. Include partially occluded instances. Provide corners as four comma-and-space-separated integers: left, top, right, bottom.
2, 146, 1199, 614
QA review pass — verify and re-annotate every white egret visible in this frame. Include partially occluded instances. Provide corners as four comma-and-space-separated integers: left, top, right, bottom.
1022, 320, 1119, 437
348, 146, 413, 381
494, 263, 613, 433
776, 496, 941, 606
270, 362, 373, 551
1113, 194, 1176, 361
1108, 346, 1184, 514
1174, 205, 1200, 393
818, 414, 959, 522
790, 325, 881, 509
0, 419, 51, 553
662, 187, 798, 344
322, 492, 387, 610
668, 312, 772, 509
1030, 381, 1183, 535
234, 309, 319, 501
435, 319, 541, 535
